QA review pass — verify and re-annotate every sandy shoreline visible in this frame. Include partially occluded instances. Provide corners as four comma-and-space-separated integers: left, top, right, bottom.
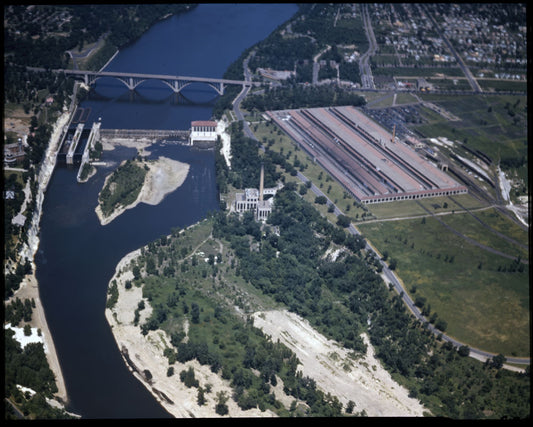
7, 124, 188, 414
105, 248, 277, 418
252, 310, 427, 417
105, 243, 428, 418
95, 156, 190, 226
7, 110, 71, 408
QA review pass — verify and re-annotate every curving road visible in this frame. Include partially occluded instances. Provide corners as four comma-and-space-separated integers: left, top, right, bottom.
359, 3, 377, 90
230, 51, 529, 369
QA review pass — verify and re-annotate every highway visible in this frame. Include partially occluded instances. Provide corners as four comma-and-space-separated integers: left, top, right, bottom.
359, 3, 378, 90
230, 44, 529, 371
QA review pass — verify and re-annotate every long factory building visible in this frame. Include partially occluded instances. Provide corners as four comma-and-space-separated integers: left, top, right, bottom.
267, 106, 467, 204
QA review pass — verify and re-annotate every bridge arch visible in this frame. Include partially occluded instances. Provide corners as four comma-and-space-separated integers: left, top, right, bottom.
164, 79, 225, 96
60, 69, 256, 97
83, 74, 224, 96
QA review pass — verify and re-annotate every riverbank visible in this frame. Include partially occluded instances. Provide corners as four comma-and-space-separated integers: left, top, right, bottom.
10, 109, 72, 407
105, 242, 428, 417
105, 247, 276, 418
95, 155, 190, 226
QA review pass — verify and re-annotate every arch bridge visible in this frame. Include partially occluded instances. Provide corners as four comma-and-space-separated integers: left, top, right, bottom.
59, 69, 258, 96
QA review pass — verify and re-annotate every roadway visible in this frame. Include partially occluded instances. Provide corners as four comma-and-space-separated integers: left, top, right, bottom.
26, 67, 259, 93
422, 4, 483, 93
60, 69, 256, 87
230, 79, 529, 367
232, 51, 257, 141
359, 3, 378, 90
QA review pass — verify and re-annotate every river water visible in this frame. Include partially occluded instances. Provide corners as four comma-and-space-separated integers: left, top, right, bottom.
34, 4, 297, 418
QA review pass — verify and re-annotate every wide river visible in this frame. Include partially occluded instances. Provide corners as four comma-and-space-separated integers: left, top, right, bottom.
35, 4, 297, 418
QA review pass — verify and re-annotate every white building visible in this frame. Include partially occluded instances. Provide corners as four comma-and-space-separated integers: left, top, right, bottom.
189, 120, 218, 146
234, 164, 281, 221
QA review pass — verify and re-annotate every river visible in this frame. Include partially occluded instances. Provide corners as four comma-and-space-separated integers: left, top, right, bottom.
34, 4, 297, 418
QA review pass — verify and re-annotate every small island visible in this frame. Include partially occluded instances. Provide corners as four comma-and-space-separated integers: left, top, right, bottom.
96, 156, 190, 226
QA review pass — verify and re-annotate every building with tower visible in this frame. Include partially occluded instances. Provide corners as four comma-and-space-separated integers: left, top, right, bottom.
234, 164, 281, 221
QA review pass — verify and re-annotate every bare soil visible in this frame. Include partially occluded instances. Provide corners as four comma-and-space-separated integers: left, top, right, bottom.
105, 249, 428, 417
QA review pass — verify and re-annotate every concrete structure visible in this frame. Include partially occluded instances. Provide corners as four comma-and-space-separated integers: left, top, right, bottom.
66, 123, 84, 165
234, 164, 280, 221
99, 129, 189, 140
189, 120, 217, 146
268, 105, 467, 204
77, 121, 101, 182
257, 68, 295, 81
52, 69, 260, 96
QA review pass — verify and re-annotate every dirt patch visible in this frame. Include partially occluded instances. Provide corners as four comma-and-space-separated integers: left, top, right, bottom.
4, 117, 30, 137
252, 310, 428, 417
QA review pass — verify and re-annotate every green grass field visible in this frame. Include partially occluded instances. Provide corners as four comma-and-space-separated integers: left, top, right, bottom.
416, 94, 527, 163
249, 108, 528, 358
357, 208, 529, 357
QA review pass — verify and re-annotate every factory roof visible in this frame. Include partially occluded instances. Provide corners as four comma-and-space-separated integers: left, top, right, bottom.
191, 120, 217, 127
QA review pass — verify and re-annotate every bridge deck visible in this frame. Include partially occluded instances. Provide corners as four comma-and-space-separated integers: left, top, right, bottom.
61, 69, 255, 86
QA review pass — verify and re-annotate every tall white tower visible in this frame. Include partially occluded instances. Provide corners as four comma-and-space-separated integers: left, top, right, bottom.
259, 163, 264, 202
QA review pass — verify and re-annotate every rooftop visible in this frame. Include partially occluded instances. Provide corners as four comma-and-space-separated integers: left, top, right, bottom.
191, 120, 217, 127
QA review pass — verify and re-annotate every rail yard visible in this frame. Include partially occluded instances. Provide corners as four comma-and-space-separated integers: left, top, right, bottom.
267, 106, 467, 205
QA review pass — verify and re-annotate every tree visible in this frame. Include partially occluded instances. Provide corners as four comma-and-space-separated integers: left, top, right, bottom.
457, 345, 470, 357
197, 387, 206, 406
24, 324, 32, 336
180, 366, 199, 388
490, 354, 506, 369
315, 195, 327, 205
346, 400, 355, 414
191, 302, 200, 324
435, 319, 447, 332
336, 214, 351, 228
215, 391, 229, 415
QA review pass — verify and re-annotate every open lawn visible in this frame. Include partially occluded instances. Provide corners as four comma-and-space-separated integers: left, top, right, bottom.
250, 110, 529, 358
415, 94, 527, 164
357, 209, 529, 357
254, 119, 368, 223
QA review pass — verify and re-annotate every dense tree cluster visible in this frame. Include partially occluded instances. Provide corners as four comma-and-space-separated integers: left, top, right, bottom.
134, 178, 529, 418
242, 85, 365, 112
4, 260, 33, 300
291, 4, 369, 48
5, 298, 35, 326
134, 244, 346, 416
4, 4, 195, 69
5, 331, 72, 419
212, 189, 369, 353
249, 33, 317, 72
214, 121, 282, 196
98, 159, 147, 217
